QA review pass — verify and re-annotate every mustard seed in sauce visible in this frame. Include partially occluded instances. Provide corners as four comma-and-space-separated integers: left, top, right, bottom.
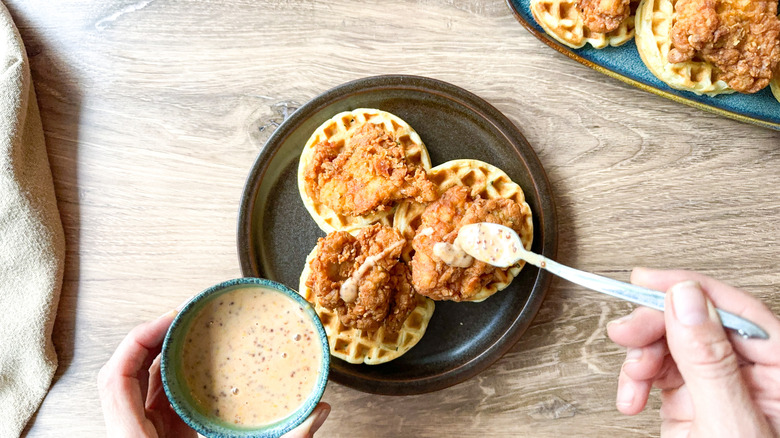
182, 286, 323, 428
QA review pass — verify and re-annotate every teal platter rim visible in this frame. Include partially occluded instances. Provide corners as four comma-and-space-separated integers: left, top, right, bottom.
160, 277, 330, 438
505, 0, 780, 131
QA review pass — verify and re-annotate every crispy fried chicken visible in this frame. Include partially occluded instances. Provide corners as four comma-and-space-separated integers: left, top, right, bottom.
578, 0, 632, 33
410, 186, 528, 302
304, 123, 437, 217
306, 224, 417, 333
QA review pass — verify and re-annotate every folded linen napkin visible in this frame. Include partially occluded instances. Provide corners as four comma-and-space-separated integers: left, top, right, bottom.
0, 2, 66, 436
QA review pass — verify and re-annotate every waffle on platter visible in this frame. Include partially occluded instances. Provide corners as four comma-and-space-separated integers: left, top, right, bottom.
298, 108, 433, 234
530, 0, 635, 49
634, 0, 734, 96
298, 247, 435, 365
773, 75, 780, 103
394, 159, 534, 303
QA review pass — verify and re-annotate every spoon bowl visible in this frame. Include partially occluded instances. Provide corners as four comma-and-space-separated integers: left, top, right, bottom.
456, 223, 769, 340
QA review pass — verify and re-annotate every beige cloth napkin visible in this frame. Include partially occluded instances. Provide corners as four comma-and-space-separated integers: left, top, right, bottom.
0, 2, 66, 436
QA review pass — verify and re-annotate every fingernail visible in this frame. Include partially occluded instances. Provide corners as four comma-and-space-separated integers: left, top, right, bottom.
310, 404, 330, 434
158, 309, 177, 319
616, 382, 634, 407
607, 313, 634, 328
670, 281, 708, 326
624, 348, 642, 365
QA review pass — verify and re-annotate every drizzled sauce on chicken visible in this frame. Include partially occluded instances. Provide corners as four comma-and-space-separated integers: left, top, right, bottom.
306, 224, 417, 333
410, 186, 532, 301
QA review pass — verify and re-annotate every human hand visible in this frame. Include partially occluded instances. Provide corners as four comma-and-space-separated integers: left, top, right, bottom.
98, 310, 330, 438
607, 268, 780, 437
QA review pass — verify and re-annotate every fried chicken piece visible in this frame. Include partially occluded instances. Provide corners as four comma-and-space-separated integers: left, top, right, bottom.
668, 0, 780, 93
306, 224, 417, 333
410, 186, 527, 302
578, 0, 632, 33
304, 123, 437, 217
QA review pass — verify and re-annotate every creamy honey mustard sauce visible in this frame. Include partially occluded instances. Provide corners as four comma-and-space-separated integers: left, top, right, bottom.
338, 240, 405, 303
454, 223, 522, 267
182, 286, 322, 427
432, 242, 474, 267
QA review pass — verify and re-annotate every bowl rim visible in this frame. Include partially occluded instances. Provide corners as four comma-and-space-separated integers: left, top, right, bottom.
160, 277, 330, 437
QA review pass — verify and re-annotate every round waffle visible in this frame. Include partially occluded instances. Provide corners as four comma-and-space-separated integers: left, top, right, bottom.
394, 159, 534, 302
298, 108, 433, 234
773, 74, 780, 104
634, 0, 734, 96
298, 247, 435, 365
530, 0, 635, 49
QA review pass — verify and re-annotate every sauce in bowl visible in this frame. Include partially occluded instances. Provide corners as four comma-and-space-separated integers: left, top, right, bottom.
180, 285, 324, 428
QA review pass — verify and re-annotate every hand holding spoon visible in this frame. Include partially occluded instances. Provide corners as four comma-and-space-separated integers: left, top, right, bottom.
454, 222, 769, 340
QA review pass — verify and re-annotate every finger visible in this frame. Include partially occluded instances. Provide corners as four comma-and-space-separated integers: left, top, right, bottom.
743, 363, 780, 432
145, 401, 197, 438
161, 405, 198, 438
664, 280, 772, 435
607, 306, 666, 348
145, 347, 196, 437
632, 268, 780, 366
282, 403, 330, 438
744, 363, 780, 400
659, 385, 694, 422
615, 370, 652, 415
621, 338, 669, 381
145, 355, 166, 411
98, 311, 177, 433
651, 354, 684, 390
661, 418, 692, 438
104, 311, 178, 379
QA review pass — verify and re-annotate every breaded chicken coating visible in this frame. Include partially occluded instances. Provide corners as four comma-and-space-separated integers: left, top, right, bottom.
410, 186, 529, 302
578, 0, 632, 33
303, 123, 437, 217
306, 224, 417, 333
668, 0, 780, 93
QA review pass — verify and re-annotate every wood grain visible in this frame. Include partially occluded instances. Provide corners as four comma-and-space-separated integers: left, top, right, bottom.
5, 0, 778, 436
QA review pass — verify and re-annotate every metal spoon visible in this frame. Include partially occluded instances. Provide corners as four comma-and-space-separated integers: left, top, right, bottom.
455, 222, 769, 340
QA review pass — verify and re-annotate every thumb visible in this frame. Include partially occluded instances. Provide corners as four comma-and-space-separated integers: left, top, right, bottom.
665, 281, 768, 436
282, 403, 330, 438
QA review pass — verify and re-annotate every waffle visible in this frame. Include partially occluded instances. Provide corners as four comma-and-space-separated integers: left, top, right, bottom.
634, 0, 734, 96
773, 73, 780, 104
297, 108, 432, 234
394, 159, 534, 302
530, 0, 635, 49
298, 247, 435, 365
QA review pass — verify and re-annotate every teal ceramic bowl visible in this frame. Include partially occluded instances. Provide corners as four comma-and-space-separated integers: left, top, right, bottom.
161, 278, 329, 438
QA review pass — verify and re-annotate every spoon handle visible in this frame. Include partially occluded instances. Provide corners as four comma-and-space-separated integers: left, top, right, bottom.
528, 253, 769, 340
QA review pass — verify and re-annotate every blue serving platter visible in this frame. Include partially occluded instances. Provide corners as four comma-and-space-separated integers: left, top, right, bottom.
506, 0, 780, 130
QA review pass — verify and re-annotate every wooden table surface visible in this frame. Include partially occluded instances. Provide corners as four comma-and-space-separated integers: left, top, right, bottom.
9, 0, 779, 436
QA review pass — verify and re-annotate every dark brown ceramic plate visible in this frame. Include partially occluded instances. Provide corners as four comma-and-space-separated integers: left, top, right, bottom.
237, 75, 557, 395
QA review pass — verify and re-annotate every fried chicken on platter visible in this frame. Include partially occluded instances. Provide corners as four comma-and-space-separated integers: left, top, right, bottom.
668, 0, 780, 93
410, 186, 527, 302
306, 224, 417, 333
578, 0, 632, 33
303, 123, 437, 217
